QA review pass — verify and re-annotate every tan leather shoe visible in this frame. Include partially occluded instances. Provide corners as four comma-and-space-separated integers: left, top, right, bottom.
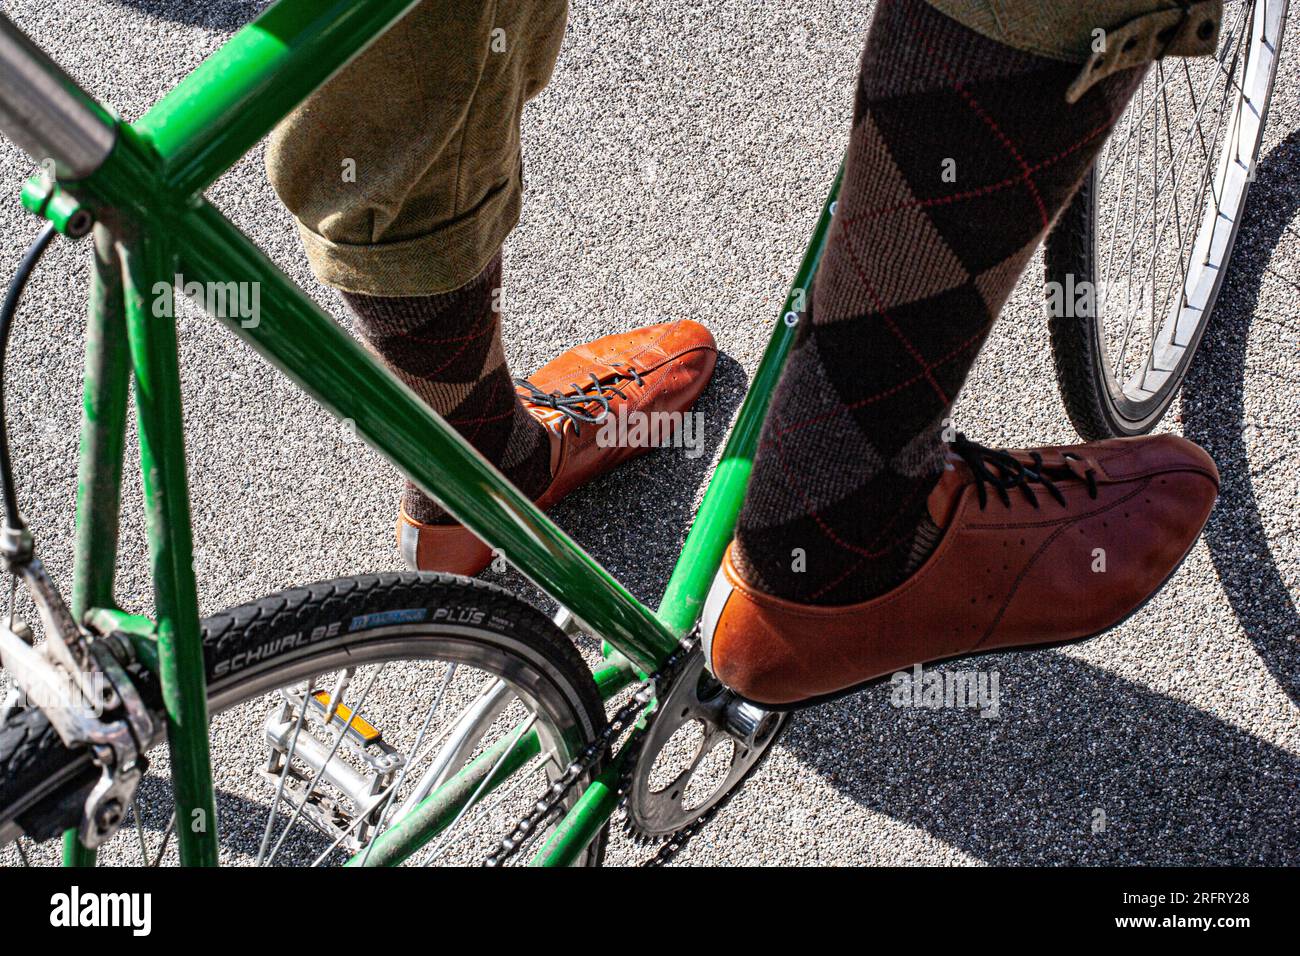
704, 433, 1219, 708
398, 320, 717, 574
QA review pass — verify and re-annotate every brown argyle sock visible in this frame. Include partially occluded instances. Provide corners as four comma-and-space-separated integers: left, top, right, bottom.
733, 0, 1146, 605
342, 253, 551, 525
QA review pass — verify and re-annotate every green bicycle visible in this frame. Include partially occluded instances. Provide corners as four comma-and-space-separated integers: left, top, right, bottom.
0, 0, 1285, 866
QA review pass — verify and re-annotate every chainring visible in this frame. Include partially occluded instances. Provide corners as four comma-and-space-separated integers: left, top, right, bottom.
622, 648, 787, 841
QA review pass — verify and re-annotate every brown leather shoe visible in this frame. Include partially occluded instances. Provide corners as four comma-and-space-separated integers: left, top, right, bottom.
398, 319, 717, 574
704, 433, 1219, 708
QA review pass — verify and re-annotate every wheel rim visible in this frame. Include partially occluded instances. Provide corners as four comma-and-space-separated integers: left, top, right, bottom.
5, 626, 602, 867
1090, 0, 1286, 429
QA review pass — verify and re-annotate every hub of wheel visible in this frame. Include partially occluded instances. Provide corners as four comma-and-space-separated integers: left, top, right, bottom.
623, 649, 786, 839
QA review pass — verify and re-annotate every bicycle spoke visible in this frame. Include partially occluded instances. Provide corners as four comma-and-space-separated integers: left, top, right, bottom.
353, 662, 460, 866
1060, 0, 1287, 434
1098, 56, 1188, 185
1147, 71, 1159, 365
1159, 61, 1191, 334
1092, 4, 1247, 192
417, 743, 556, 868
131, 796, 149, 862
1139, 21, 1243, 314
152, 812, 176, 867
1159, 61, 1190, 257
1159, 47, 1247, 345
406, 676, 512, 808
1115, 0, 1248, 277
1113, 0, 1251, 373
418, 712, 538, 866
1101, 112, 1132, 285
263, 664, 386, 866
255, 678, 315, 864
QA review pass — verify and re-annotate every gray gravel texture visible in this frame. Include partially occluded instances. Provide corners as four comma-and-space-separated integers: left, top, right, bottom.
0, 0, 1297, 866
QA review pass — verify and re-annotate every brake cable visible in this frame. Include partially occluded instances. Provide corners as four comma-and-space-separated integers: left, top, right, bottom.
0, 222, 56, 540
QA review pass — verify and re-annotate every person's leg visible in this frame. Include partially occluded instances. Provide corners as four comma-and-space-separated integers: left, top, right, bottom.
733, 0, 1217, 606
268, 1, 565, 525
709, 0, 1223, 705
338, 257, 552, 526
267, 1, 718, 574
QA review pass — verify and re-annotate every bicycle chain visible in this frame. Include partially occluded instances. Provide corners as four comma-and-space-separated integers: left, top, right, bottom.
484, 630, 699, 867
639, 801, 724, 866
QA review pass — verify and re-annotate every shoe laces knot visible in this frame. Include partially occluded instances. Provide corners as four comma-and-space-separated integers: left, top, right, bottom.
514, 361, 645, 434
952, 433, 1098, 511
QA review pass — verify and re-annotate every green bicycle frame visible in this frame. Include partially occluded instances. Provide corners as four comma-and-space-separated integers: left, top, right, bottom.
3, 0, 839, 866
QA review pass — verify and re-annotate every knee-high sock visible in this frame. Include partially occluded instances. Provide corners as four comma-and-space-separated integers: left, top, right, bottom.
734, 0, 1145, 604
342, 253, 551, 524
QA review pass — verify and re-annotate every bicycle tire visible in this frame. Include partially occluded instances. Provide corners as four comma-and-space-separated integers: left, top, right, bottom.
0, 571, 609, 866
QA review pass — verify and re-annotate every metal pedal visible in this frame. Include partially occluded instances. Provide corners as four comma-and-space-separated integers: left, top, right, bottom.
261, 686, 404, 850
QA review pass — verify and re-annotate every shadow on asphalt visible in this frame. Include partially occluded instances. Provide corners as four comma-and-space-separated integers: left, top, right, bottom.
1183, 129, 1300, 706
783, 651, 1299, 864
110, 0, 263, 30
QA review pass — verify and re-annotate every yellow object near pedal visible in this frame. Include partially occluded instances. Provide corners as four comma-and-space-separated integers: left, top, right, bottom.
311, 690, 381, 744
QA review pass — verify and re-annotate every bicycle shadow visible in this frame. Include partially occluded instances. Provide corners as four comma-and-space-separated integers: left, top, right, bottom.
775, 132, 1300, 865
98, 774, 352, 865
1181, 129, 1300, 706
779, 653, 1298, 864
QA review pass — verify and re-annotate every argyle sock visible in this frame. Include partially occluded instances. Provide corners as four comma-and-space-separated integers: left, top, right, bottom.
341, 253, 551, 524
733, 0, 1146, 605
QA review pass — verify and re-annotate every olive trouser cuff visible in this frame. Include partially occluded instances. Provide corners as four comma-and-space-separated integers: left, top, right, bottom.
266, 0, 565, 298
927, 0, 1221, 63
291, 169, 520, 297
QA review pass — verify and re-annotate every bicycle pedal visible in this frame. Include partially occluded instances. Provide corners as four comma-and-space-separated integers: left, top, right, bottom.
257, 762, 362, 852
261, 689, 406, 849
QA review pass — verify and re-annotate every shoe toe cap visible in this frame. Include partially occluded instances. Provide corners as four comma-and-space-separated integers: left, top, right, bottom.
1098, 432, 1220, 488
658, 318, 717, 355
1022, 457, 1218, 639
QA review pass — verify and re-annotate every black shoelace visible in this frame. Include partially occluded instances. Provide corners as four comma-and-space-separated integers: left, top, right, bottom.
952, 433, 1098, 510
513, 361, 645, 434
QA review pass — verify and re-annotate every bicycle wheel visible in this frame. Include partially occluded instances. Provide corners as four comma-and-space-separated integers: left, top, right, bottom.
1045, 0, 1288, 438
0, 572, 608, 866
